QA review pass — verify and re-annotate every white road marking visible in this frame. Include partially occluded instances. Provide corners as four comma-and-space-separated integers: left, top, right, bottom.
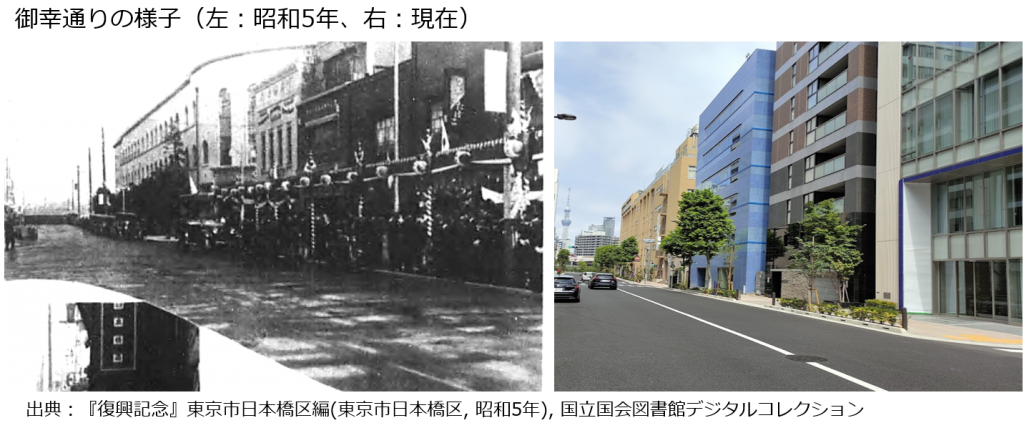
390, 363, 474, 391
996, 348, 1023, 353
618, 288, 888, 392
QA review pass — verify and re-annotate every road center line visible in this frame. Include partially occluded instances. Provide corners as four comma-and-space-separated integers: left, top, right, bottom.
618, 289, 887, 392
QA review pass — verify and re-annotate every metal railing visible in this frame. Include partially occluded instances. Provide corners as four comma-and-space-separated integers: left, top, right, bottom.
815, 111, 847, 142
818, 69, 848, 101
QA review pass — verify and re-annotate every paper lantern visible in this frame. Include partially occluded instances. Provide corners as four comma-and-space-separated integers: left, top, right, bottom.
346, 172, 359, 182
320, 174, 332, 185
299, 176, 311, 187
375, 166, 388, 178
413, 160, 428, 175
504, 139, 524, 158
455, 150, 471, 167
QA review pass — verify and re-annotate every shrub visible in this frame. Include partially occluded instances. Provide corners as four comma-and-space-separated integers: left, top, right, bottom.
779, 298, 808, 310
820, 303, 840, 315
866, 299, 898, 310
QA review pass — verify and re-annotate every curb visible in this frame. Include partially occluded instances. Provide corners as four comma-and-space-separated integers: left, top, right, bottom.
655, 288, 1024, 350
665, 288, 908, 335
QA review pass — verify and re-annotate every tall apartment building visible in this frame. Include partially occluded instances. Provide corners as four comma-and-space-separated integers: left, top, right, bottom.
573, 231, 617, 259
768, 42, 879, 303
692, 50, 775, 294
877, 41, 1021, 324
620, 126, 698, 282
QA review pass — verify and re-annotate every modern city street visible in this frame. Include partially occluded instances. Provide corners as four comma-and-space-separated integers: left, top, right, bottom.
555, 275, 1022, 391
5, 225, 542, 391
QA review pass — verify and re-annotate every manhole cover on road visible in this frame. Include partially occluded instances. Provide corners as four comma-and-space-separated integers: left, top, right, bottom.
786, 355, 828, 363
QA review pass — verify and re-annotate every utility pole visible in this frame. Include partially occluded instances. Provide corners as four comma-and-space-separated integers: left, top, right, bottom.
101, 128, 107, 188
88, 148, 93, 215
503, 42, 525, 288
76, 165, 81, 215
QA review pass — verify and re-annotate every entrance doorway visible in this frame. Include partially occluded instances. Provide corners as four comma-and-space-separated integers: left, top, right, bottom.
937, 259, 1021, 324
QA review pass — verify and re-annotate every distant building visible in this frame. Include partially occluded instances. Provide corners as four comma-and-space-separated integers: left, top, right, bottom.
574, 231, 618, 258
248, 61, 302, 181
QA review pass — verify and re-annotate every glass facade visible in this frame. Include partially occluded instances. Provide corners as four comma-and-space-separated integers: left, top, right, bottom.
906, 42, 1023, 324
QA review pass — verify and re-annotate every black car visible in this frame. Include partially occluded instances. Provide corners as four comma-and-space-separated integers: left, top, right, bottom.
554, 275, 580, 302
589, 273, 618, 290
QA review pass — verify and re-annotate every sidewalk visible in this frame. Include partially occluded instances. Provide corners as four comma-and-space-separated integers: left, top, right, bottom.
634, 280, 1022, 349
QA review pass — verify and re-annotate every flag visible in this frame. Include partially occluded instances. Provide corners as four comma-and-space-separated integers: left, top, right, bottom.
440, 120, 451, 153
188, 175, 198, 195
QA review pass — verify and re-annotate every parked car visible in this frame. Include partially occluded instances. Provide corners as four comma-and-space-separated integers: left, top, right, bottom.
589, 273, 618, 290
581, 272, 595, 282
554, 275, 581, 302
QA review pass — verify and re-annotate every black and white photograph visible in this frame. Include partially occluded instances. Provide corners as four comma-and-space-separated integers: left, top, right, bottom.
5, 41, 544, 392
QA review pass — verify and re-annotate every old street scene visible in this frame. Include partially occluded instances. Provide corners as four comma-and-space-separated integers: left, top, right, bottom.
5, 42, 544, 391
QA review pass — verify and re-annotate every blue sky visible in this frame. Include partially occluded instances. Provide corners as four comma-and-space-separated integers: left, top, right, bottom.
554, 42, 776, 242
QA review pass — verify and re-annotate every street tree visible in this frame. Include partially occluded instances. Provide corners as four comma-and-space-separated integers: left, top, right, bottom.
674, 189, 735, 289
619, 236, 639, 275
786, 199, 863, 304
660, 229, 695, 289
594, 245, 621, 272
556, 248, 571, 270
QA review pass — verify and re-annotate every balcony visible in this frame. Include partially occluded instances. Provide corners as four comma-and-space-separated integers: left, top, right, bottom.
820, 42, 846, 65
805, 153, 846, 183
815, 111, 847, 142
818, 69, 848, 101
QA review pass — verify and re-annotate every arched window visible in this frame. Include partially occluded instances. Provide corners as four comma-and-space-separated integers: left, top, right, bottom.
202, 141, 209, 165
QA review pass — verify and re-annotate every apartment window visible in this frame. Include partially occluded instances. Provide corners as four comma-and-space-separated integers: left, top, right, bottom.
793, 42, 797, 54
986, 168, 1006, 229
807, 80, 819, 109
804, 193, 814, 205
917, 101, 935, 156
687, 166, 696, 179
277, 127, 284, 169
1010, 165, 1023, 227
789, 131, 794, 155
260, 132, 267, 171
267, 131, 275, 170
1004, 62, 1022, 128
376, 117, 396, 158
787, 165, 793, 190
806, 117, 818, 146
790, 98, 795, 121
730, 131, 742, 150
980, 71, 1000, 135
430, 102, 444, 135
936, 92, 954, 150
286, 124, 293, 167
956, 85, 975, 143
787, 200, 792, 224
808, 43, 821, 72
901, 109, 916, 161
792, 63, 797, 87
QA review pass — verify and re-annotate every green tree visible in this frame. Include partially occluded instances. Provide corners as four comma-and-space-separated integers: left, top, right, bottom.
594, 245, 621, 272
619, 236, 639, 274
787, 199, 864, 304
661, 229, 695, 289
556, 248, 570, 270
675, 189, 735, 289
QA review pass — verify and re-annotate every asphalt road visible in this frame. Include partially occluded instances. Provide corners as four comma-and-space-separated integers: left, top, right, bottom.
6, 225, 541, 391
555, 275, 1022, 391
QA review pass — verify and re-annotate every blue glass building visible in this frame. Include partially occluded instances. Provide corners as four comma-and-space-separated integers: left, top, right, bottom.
692, 49, 776, 293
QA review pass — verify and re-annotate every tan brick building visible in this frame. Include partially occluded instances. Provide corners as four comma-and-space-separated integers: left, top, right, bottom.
620, 126, 699, 282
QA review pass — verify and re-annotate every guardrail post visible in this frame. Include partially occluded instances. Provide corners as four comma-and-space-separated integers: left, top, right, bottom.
901, 307, 909, 330
771, 290, 775, 306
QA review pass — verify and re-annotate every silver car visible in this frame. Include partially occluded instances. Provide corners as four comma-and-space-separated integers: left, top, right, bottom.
581, 272, 595, 282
